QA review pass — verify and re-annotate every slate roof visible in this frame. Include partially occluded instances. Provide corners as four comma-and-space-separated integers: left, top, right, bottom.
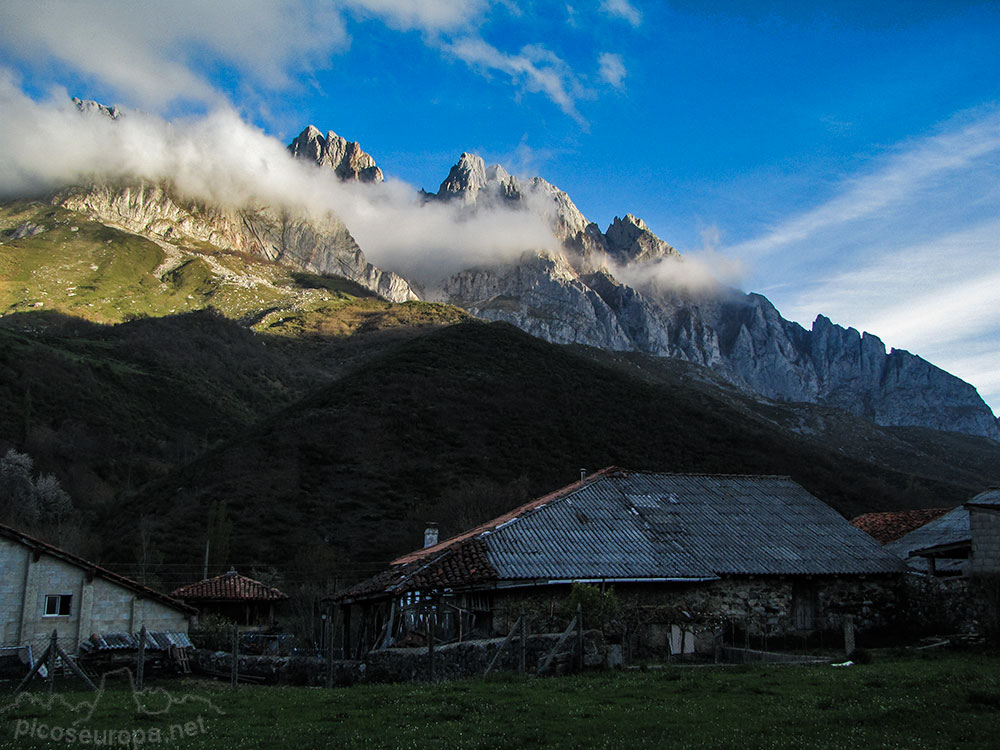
338, 469, 905, 602
0, 521, 196, 615
851, 508, 953, 544
885, 507, 971, 563
967, 488, 1000, 508
170, 568, 288, 602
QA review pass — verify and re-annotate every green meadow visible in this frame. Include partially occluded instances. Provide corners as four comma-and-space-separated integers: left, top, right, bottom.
2, 652, 998, 749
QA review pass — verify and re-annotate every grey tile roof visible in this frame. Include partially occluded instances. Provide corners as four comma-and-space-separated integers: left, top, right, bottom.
967, 488, 1000, 508
339, 469, 906, 600
483, 472, 905, 578
885, 506, 971, 561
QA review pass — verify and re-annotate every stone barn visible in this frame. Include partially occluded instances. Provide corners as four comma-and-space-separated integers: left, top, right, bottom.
336, 468, 905, 658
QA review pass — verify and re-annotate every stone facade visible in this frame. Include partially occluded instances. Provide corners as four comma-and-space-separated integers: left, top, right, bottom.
0, 536, 189, 652
486, 575, 901, 656
970, 507, 1000, 575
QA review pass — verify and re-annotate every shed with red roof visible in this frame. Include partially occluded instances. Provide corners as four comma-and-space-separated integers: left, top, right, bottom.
171, 568, 287, 631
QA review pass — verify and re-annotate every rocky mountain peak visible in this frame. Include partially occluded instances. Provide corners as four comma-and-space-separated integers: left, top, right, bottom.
288, 126, 383, 183
72, 97, 122, 120
438, 153, 487, 200
605, 213, 677, 265
436, 153, 521, 204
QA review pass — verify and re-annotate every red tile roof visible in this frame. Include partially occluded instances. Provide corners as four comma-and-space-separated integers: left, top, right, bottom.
338, 537, 496, 602
170, 568, 287, 602
851, 508, 953, 544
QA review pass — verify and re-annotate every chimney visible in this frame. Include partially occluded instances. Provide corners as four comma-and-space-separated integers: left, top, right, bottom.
423, 523, 439, 548
580, 468, 587, 482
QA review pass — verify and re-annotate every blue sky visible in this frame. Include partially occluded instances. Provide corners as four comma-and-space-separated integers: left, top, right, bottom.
1, 0, 998, 412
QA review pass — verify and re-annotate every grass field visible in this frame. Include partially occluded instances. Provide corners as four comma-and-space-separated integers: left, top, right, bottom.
2, 652, 998, 749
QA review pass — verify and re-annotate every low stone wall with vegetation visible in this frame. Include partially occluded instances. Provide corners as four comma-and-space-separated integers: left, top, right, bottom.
191, 649, 365, 686
192, 630, 610, 685
898, 573, 1000, 642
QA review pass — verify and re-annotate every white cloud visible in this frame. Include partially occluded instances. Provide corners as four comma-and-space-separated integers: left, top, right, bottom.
0, 1, 350, 111
341, 0, 486, 32
600, 0, 642, 27
727, 109, 1000, 261
598, 52, 627, 89
443, 37, 589, 124
0, 78, 559, 285
0, 0, 592, 125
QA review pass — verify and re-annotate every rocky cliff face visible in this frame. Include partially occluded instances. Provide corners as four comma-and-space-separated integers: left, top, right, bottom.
429, 152, 1000, 441
53, 108, 415, 302
55, 182, 417, 303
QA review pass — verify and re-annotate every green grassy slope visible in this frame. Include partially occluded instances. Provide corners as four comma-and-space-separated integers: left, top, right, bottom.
0, 199, 466, 333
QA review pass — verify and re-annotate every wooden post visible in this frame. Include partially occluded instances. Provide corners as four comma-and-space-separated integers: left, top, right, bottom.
136, 625, 147, 691
54, 644, 96, 691
14, 642, 52, 695
484, 615, 522, 677
518, 610, 527, 674
575, 604, 584, 671
843, 615, 855, 657
230, 622, 238, 689
47, 629, 57, 693
341, 605, 352, 660
537, 614, 579, 676
325, 617, 334, 689
427, 609, 435, 682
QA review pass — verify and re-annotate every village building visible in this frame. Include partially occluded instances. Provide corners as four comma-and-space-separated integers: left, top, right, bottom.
336, 469, 906, 657
858, 488, 1000, 577
853, 489, 1000, 636
171, 568, 288, 631
0, 522, 194, 654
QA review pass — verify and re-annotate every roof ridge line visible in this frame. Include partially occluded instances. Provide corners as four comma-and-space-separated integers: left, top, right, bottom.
390, 467, 619, 566
0, 520, 195, 614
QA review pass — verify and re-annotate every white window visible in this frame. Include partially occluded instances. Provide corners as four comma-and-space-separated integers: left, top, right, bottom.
43, 594, 72, 617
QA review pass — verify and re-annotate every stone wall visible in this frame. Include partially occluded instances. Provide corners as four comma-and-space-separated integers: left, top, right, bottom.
0, 538, 30, 644
192, 650, 366, 686
898, 573, 996, 637
191, 631, 610, 686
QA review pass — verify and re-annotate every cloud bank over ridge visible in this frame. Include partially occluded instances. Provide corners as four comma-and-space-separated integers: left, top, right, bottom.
0, 77, 558, 284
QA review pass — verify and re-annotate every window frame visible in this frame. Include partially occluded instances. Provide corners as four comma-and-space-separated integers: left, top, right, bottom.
43, 593, 73, 617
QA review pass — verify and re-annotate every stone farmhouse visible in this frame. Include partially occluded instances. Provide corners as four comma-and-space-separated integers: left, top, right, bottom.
336, 468, 905, 657
0, 521, 194, 654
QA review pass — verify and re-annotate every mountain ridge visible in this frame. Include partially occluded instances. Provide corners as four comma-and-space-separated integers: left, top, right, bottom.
388, 145, 997, 441
3, 101, 996, 442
